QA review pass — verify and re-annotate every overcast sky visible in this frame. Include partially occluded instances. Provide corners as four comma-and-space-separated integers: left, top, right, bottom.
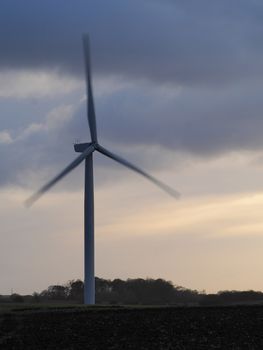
2, 0, 263, 295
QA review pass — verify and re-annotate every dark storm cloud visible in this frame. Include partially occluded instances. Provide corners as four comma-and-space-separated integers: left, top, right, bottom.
96, 79, 263, 154
1, 0, 263, 86
2, 0, 263, 189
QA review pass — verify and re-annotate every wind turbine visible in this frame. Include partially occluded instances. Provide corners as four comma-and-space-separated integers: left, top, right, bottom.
26, 34, 180, 305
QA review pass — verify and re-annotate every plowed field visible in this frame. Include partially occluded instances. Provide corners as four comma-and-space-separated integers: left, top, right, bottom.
1, 305, 263, 349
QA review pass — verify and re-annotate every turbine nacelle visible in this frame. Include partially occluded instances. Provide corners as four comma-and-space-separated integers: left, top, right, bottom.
74, 142, 94, 153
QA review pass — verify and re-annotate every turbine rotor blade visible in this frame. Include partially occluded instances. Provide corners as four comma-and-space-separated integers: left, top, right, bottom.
82, 34, 98, 142
96, 145, 180, 199
25, 144, 95, 207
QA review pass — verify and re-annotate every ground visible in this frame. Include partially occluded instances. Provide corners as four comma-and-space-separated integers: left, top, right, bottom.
1, 304, 263, 349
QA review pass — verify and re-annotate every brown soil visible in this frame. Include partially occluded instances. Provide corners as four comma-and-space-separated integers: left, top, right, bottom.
1, 305, 263, 349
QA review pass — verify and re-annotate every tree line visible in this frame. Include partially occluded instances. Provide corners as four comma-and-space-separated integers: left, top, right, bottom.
2, 277, 263, 306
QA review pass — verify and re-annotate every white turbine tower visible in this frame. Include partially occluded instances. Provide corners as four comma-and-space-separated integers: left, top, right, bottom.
26, 34, 180, 305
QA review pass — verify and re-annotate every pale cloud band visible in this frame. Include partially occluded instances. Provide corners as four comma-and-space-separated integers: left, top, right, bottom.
0, 70, 81, 99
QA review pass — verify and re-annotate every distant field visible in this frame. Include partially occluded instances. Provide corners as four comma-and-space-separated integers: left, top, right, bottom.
0, 303, 104, 313
1, 304, 263, 349
0, 303, 163, 313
